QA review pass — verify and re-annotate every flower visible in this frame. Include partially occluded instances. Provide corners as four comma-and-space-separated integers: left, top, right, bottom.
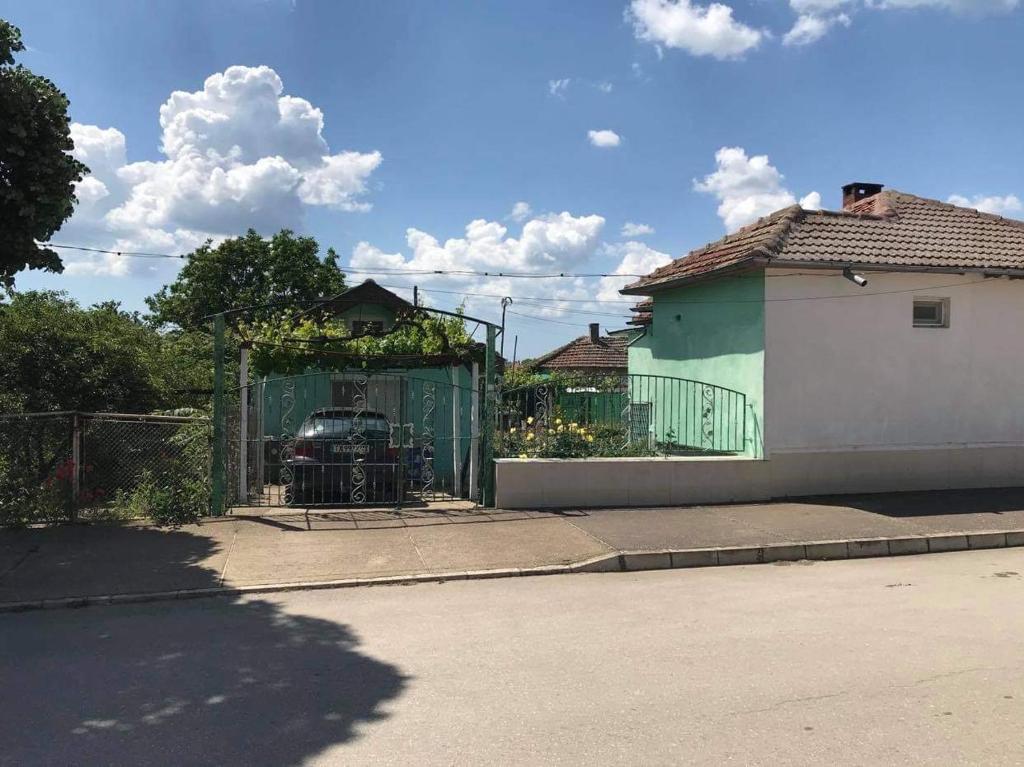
555, 418, 563, 425
526, 416, 534, 425
518, 453, 528, 459
525, 433, 535, 441
586, 435, 595, 442
509, 427, 517, 433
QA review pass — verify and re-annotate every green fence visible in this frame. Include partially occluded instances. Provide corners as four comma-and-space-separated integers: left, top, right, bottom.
498, 374, 747, 458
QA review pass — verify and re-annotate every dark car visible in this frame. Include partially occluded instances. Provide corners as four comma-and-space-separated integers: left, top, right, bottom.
285, 408, 401, 505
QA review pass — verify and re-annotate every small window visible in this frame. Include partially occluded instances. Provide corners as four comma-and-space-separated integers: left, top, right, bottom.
913, 298, 949, 328
351, 319, 384, 336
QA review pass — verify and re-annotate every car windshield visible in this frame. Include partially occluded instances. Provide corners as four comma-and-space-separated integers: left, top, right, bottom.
302, 415, 390, 436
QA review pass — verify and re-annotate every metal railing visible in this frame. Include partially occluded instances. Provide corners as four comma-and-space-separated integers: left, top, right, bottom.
0, 411, 207, 525
498, 374, 747, 457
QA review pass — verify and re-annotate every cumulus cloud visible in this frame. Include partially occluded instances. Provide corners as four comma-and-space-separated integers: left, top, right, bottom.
351, 210, 659, 324
59, 65, 381, 275
694, 147, 820, 231
783, 12, 851, 45
588, 129, 622, 148
507, 201, 534, 222
597, 241, 672, 301
621, 221, 655, 237
628, 0, 763, 60
947, 194, 1024, 216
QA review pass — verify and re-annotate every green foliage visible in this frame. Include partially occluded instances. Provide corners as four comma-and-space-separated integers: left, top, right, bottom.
109, 420, 211, 526
146, 230, 347, 331
0, 291, 214, 413
0, 20, 87, 289
245, 309, 474, 377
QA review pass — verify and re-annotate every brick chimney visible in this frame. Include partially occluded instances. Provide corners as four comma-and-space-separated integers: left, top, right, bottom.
842, 182, 884, 211
589, 323, 600, 343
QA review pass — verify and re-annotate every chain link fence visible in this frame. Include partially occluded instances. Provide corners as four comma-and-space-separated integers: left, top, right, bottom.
0, 412, 209, 526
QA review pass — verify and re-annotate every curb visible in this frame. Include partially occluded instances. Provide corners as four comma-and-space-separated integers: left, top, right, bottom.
3, 530, 1023, 614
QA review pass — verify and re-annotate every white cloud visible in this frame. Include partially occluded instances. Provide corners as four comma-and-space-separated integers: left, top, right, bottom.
596, 81, 614, 93
799, 191, 823, 210
58, 65, 381, 276
621, 221, 655, 237
588, 129, 622, 148
628, 0, 763, 60
350, 210, 647, 321
548, 78, 571, 97
948, 194, 1023, 216
508, 201, 533, 222
597, 241, 672, 301
694, 146, 820, 230
783, 12, 851, 45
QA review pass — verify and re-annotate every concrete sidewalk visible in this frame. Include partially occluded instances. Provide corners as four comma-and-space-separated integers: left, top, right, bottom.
3, 488, 1024, 609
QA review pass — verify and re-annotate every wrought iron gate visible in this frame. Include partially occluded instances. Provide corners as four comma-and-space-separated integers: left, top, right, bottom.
226, 370, 481, 509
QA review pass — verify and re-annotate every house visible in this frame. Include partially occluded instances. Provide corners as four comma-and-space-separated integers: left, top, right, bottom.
319, 278, 414, 336
256, 280, 483, 500
533, 323, 629, 376
619, 182, 1024, 496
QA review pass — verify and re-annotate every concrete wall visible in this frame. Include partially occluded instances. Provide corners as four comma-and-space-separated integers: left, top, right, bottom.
763, 271, 1024, 454
628, 272, 765, 455
495, 446, 1024, 508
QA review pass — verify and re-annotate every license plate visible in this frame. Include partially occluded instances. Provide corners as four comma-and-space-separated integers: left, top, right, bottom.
332, 444, 368, 455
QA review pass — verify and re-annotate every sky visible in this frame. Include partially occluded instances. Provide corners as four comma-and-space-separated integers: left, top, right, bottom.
4, 0, 1024, 357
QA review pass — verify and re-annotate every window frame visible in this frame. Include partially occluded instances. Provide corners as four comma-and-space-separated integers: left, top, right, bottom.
350, 319, 385, 336
912, 297, 950, 329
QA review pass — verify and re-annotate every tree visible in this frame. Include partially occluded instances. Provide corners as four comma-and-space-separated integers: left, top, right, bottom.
0, 20, 87, 289
0, 291, 213, 413
146, 230, 347, 330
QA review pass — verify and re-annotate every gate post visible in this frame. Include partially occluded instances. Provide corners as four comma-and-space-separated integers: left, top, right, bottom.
481, 325, 497, 507
210, 313, 226, 517
71, 413, 82, 522
238, 343, 250, 503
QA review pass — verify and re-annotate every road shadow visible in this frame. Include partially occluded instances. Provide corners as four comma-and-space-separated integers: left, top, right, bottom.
794, 487, 1024, 519
0, 527, 407, 766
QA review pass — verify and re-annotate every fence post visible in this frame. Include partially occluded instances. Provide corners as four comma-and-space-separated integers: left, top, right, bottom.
71, 413, 82, 522
481, 325, 496, 507
210, 313, 226, 517
469, 361, 480, 502
238, 343, 250, 503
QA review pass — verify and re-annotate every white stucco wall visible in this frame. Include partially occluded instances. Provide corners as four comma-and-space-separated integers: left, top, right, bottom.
763, 270, 1024, 453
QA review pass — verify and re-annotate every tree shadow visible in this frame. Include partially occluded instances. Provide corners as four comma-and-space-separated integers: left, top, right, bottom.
0, 527, 408, 766
796, 487, 1024, 519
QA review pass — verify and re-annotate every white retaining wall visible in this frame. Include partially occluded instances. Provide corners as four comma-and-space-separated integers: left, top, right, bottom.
495, 446, 1024, 509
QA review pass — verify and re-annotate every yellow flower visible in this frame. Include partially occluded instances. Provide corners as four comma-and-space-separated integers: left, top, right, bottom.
557, 425, 564, 433
526, 416, 534, 425
518, 453, 528, 459
510, 426, 517, 433
525, 432, 535, 441
586, 435, 594, 442
569, 422, 578, 430
555, 418, 563, 425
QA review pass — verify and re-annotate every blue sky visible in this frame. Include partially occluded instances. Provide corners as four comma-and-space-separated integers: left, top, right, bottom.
5, 0, 1024, 355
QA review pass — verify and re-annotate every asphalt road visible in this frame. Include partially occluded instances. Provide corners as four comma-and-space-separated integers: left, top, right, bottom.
3, 549, 1024, 766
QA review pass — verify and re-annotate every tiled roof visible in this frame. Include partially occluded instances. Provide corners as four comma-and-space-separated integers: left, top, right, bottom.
623, 191, 1024, 293
628, 300, 652, 326
534, 334, 629, 371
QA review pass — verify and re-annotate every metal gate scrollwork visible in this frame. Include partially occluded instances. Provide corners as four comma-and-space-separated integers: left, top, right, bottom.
701, 383, 715, 450
421, 382, 436, 495
279, 379, 297, 504
349, 375, 368, 504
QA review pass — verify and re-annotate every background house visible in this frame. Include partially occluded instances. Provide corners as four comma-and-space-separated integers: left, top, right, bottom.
621, 182, 1024, 495
532, 323, 630, 376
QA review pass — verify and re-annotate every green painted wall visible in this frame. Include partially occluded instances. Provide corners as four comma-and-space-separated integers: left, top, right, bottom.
627, 272, 765, 456
336, 304, 397, 331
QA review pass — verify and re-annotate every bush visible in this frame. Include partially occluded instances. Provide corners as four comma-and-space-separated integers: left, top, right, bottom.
500, 415, 655, 459
110, 420, 211, 526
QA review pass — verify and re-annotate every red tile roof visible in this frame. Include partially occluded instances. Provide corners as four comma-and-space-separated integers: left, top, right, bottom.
622, 191, 1024, 294
534, 334, 629, 371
